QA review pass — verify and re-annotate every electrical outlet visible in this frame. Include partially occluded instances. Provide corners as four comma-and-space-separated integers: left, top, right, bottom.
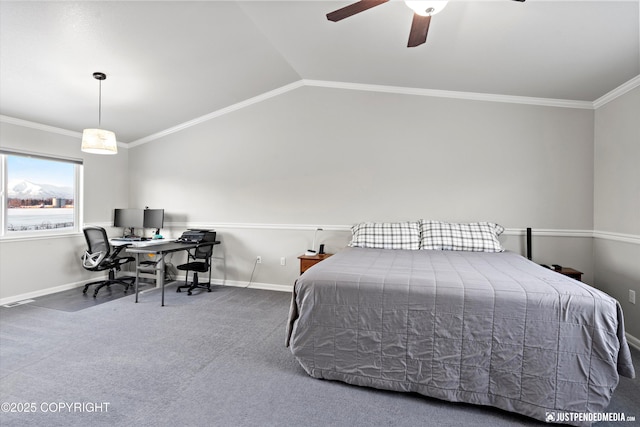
280, 257, 286, 266
629, 290, 636, 305
256, 256, 262, 264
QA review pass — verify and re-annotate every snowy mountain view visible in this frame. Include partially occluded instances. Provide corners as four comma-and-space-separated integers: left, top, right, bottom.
6, 180, 75, 230
8, 179, 73, 200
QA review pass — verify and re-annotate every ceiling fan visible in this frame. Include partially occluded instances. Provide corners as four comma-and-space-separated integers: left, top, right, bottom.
326, 0, 526, 48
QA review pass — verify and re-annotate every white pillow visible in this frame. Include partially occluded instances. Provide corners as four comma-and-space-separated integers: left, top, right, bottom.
420, 221, 505, 252
349, 221, 421, 250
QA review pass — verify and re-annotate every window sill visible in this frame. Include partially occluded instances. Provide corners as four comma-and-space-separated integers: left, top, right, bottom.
0, 230, 83, 242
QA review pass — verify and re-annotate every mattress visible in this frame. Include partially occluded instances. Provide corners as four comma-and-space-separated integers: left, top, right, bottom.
286, 247, 635, 426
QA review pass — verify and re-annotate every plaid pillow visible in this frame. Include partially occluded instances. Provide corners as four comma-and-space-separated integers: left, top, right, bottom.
349, 221, 421, 250
420, 221, 505, 252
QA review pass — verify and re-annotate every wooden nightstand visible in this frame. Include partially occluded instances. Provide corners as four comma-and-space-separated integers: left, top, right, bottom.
555, 267, 583, 282
298, 253, 333, 275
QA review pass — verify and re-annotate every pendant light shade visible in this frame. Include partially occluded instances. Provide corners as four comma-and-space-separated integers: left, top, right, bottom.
81, 128, 117, 154
81, 72, 117, 155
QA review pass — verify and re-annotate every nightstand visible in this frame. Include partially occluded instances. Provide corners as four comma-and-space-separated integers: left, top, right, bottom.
298, 253, 333, 275
555, 267, 583, 282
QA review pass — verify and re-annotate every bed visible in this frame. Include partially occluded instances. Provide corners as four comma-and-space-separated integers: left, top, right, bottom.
286, 221, 635, 426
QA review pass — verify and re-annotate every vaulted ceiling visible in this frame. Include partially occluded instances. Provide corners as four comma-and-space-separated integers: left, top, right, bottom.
1, 1, 638, 144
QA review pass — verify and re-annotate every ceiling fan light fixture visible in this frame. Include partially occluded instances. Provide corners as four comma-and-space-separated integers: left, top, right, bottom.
405, 1, 448, 16
81, 71, 118, 155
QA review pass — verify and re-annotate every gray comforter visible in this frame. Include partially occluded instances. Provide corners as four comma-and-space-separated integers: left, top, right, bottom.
286, 248, 635, 426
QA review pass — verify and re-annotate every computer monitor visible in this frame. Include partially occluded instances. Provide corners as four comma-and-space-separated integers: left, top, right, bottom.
113, 208, 144, 236
143, 209, 164, 233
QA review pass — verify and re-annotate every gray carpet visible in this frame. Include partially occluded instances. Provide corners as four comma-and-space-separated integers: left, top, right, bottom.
0, 284, 637, 427
24, 282, 151, 312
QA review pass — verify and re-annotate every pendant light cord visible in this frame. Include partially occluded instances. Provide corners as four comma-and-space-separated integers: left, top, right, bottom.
92, 71, 107, 128
98, 78, 102, 127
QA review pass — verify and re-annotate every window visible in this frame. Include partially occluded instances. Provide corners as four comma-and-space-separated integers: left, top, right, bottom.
0, 150, 83, 237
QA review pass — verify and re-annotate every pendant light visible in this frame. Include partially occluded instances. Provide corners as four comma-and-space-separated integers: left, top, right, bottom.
81, 72, 118, 155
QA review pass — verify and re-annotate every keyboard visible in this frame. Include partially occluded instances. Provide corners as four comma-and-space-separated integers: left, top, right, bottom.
112, 237, 148, 242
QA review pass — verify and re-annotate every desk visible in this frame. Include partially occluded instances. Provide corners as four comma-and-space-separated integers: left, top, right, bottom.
111, 238, 174, 284
122, 241, 200, 306
111, 239, 176, 286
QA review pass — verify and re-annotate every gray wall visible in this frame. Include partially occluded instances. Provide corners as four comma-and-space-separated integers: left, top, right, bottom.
2, 84, 637, 347
0, 122, 130, 300
594, 86, 640, 340
127, 85, 595, 288
131, 86, 595, 227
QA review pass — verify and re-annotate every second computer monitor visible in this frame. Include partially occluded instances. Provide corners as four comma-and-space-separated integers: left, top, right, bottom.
143, 209, 164, 231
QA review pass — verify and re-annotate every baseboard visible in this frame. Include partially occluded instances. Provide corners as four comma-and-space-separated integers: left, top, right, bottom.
170, 272, 292, 293
217, 279, 292, 293
626, 332, 640, 351
0, 276, 292, 307
171, 275, 289, 293
0, 278, 103, 306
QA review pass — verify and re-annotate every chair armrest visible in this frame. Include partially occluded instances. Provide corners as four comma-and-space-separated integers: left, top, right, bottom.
111, 244, 130, 257
82, 251, 106, 269
195, 242, 215, 250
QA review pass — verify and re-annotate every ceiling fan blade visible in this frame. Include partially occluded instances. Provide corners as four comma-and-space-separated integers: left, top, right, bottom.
326, 0, 389, 22
407, 13, 431, 47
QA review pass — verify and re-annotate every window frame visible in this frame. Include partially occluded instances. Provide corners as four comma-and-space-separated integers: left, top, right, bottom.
0, 149, 83, 239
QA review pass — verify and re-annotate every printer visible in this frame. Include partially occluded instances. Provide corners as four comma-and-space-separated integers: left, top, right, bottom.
175, 229, 216, 244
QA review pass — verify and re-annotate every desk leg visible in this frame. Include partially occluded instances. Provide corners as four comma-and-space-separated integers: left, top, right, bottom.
156, 255, 163, 289
158, 254, 166, 307
135, 253, 140, 303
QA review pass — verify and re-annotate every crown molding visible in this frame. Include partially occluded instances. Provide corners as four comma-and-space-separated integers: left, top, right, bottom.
302, 80, 595, 110
0, 115, 81, 138
5, 74, 638, 149
0, 115, 128, 148
127, 80, 305, 148
592, 74, 640, 109
127, 79, 595, 148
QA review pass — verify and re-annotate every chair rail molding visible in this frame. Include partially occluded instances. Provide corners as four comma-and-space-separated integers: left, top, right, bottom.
170, 222, 638, 244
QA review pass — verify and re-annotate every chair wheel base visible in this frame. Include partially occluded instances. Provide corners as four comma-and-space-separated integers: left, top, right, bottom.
83, 277, 135, 298
177, 282, 211, 296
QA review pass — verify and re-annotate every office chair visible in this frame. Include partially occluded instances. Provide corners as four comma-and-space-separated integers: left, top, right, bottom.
176, 232, 217, 295
81, 226, 136, 297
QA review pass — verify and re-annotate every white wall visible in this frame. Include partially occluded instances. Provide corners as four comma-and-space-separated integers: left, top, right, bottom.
0, 122, 130, 301
128, 85, 595, 288
594, 86, 640, 339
